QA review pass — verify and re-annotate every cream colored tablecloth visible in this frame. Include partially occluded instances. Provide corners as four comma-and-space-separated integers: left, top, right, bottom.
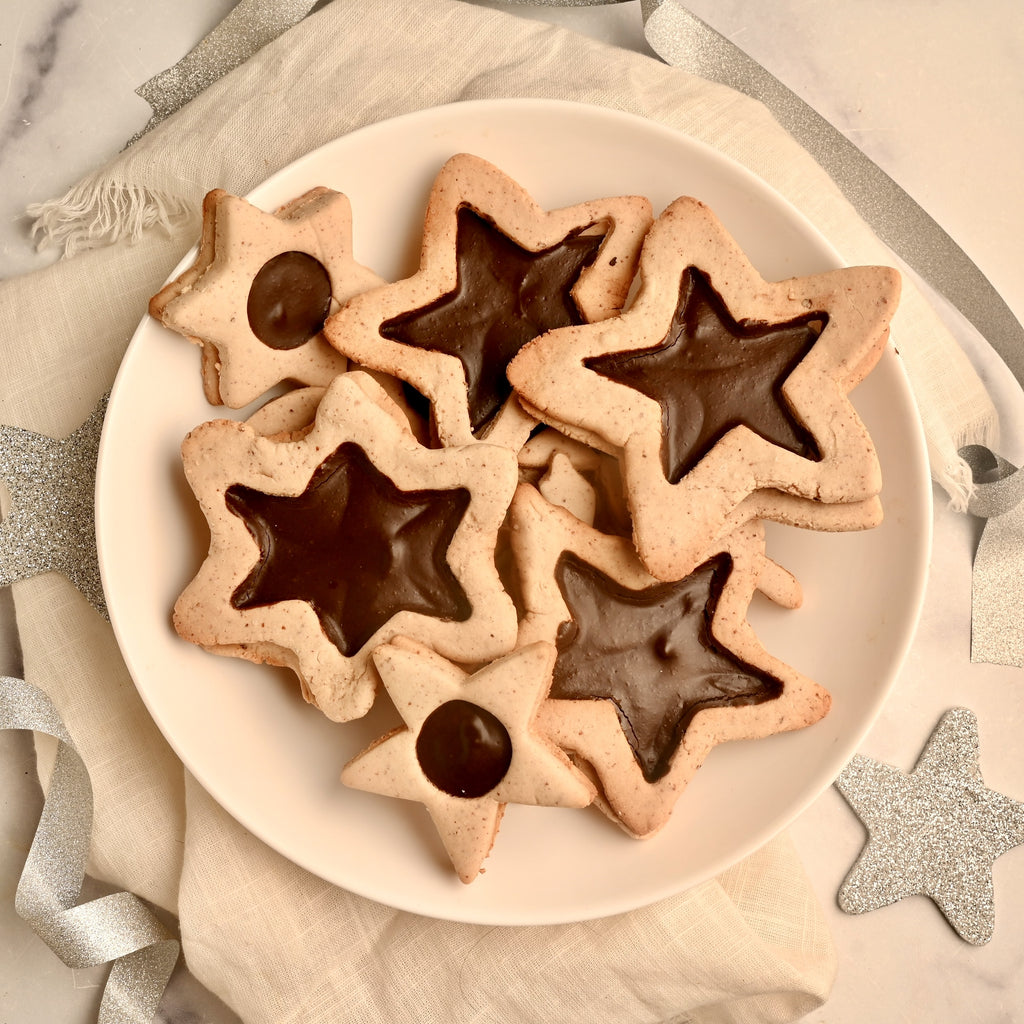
0, 1, 994, 1021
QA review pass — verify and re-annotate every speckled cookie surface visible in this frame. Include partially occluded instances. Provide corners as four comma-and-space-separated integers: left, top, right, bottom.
511, 484, 829, 839
149, 187, 383, 408
158, 165, 893, 872
508, 195, 900, 580
341, 636, 595, 883
323, 153, 653, 450
173, 372, 519, 722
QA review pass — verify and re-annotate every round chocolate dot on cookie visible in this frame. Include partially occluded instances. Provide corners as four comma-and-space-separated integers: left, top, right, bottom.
247, 250, 332, 350
416, 699, 513, 798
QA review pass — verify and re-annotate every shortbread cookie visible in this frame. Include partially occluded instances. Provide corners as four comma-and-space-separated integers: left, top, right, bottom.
323, 153, 653, 450
725, 488, 884, 535
149, 187, 384, 408
173, 373, 519, 722
342, 636, 596, 883
517, 426, 631, 536
243, 370, 423, 443
244, 385, 325, 440
516, 426, 882, 542
511, 484, 829, 839
508, 195, 900, 580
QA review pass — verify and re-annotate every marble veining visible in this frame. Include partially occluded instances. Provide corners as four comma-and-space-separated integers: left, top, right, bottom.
0, 0, 236, 280
0, 2, 81, 144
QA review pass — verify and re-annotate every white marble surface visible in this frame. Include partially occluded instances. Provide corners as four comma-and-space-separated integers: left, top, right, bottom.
2, 1, 1023, 1022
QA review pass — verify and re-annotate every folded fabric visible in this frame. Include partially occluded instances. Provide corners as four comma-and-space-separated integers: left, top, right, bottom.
0, 0, 996, 1020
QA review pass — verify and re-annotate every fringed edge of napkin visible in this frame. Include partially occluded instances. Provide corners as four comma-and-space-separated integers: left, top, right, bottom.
940, 426, 994, 513
27, 177, 196, 260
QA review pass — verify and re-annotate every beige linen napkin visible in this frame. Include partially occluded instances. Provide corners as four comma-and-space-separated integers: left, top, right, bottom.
0, 1, 996, 1021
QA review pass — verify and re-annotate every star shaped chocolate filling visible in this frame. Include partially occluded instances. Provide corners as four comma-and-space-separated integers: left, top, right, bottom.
380, 206, 606, 436
585, 268, 825, 484
226, 441, 471, 657
551, 550, 782, 782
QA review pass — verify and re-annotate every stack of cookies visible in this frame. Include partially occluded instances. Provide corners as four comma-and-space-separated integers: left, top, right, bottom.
150, 153, 900, 883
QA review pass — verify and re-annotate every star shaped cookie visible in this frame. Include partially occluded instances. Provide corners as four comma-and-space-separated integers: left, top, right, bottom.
341, 636, 596, 883
511, 483, 830, 838
173, 372, 518, 722
508, 195, 900, 581
149, 187, 384, 408
323, 153, 652, 451
0, 393, 108, 616
836, 707, 1024, 944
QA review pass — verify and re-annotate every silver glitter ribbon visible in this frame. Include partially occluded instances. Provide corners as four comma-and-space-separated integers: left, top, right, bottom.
636, 0, 1024, 388
128, 0, 324, 144
959, 445, 1024, 667
1, 674, 179, 1021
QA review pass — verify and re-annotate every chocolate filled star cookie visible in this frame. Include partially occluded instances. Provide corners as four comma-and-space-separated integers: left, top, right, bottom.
508, 195, 900, 580
149, 187, 384, 408
173, 372, 519, 722
323, 153, 653, 450
511, 483, 830, 839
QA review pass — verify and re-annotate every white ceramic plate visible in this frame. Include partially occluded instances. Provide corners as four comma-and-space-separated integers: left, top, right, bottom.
96, 99, 932, 925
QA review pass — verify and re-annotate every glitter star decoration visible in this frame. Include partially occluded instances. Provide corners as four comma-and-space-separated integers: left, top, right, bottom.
0, 394, 108, 617
836, 707, 1024, 944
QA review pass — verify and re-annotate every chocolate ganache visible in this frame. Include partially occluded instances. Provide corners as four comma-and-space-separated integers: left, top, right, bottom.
381, 206, 606, 435
416, 699, 514, 798
246, 250, 333, 350
552, 551, 783, 783
586, 267, 825, 484
226, 442, 471, 657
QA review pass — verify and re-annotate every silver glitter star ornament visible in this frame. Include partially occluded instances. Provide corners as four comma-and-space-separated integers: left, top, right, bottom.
0, 393, 108, 617
836, 707, 1024, 944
